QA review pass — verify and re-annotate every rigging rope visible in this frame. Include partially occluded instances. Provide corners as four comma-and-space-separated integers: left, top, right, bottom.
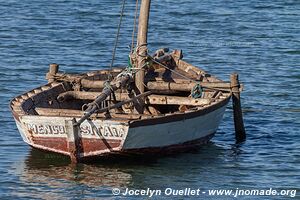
109, 0, 126, 73
131, 0, 139, 52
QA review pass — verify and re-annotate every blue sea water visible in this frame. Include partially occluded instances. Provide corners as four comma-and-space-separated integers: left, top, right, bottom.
0, 0, 299, 199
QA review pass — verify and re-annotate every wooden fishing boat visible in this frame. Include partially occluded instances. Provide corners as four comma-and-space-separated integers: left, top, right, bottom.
10, 0, 245, 162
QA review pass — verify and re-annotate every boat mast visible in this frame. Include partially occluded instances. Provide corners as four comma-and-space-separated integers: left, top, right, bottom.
135, 0, 151, 94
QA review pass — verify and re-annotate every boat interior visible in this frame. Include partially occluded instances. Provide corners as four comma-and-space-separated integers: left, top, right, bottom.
10, 49, 232, 121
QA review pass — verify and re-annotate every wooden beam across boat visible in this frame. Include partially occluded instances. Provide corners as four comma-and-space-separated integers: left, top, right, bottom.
34, 107, 152, 120
57, 91, 212, 106
147, 81, 233, 91
147, 95, 211, 106
81, 79, 104, 88
66, 79, 233, 91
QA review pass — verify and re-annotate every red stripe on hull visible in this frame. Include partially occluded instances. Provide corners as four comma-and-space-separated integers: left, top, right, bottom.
31, 137, 122, 156
32, 137, 68, 152
81, 138, 122, 153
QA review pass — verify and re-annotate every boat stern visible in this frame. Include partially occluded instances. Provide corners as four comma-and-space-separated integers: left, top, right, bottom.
14, 115, 130, 160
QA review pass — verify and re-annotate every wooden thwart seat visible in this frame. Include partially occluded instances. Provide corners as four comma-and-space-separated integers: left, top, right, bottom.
57, 91, 214, 106
35, 107, 153, 120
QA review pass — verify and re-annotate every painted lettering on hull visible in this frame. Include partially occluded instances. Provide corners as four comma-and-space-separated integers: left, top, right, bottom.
24, 123, 127, 139
26, 123, 65, 135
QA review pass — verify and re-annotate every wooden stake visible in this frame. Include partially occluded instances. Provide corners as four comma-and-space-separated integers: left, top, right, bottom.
230, 73, 246, 143
46, 63, 59, 83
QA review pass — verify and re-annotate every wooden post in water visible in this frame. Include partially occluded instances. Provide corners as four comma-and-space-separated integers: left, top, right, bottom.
230, 73, 246, 143
47, 63, 59, 83
135, 0, 151, 95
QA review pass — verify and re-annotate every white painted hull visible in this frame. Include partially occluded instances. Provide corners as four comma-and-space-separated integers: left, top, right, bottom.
123, 103, 227, 149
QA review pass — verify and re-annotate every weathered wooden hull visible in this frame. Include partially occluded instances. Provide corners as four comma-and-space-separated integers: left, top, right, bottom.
12, 96, 229, 159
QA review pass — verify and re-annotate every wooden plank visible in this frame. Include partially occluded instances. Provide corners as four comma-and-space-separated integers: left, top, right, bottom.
57, 91, 103, 101
36, 108, 86, 116
58, 91, 152, 102
147, 95, 211, 106
35, 107, 152, 120
81, 79, 104, 88
176, 59, 205, 77
147, 81, 232, 91
68, 78, 237, 91
57, 91, 212, 106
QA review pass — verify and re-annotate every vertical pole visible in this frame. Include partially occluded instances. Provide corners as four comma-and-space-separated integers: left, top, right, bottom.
47, 63, 59, 83
136, 0, 151, 95
230, 73, 246, 143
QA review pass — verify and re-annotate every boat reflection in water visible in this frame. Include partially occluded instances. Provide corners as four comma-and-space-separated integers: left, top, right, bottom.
19, 149, 135, 186
11, 143, 235, 199
12, 149, 142, 199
